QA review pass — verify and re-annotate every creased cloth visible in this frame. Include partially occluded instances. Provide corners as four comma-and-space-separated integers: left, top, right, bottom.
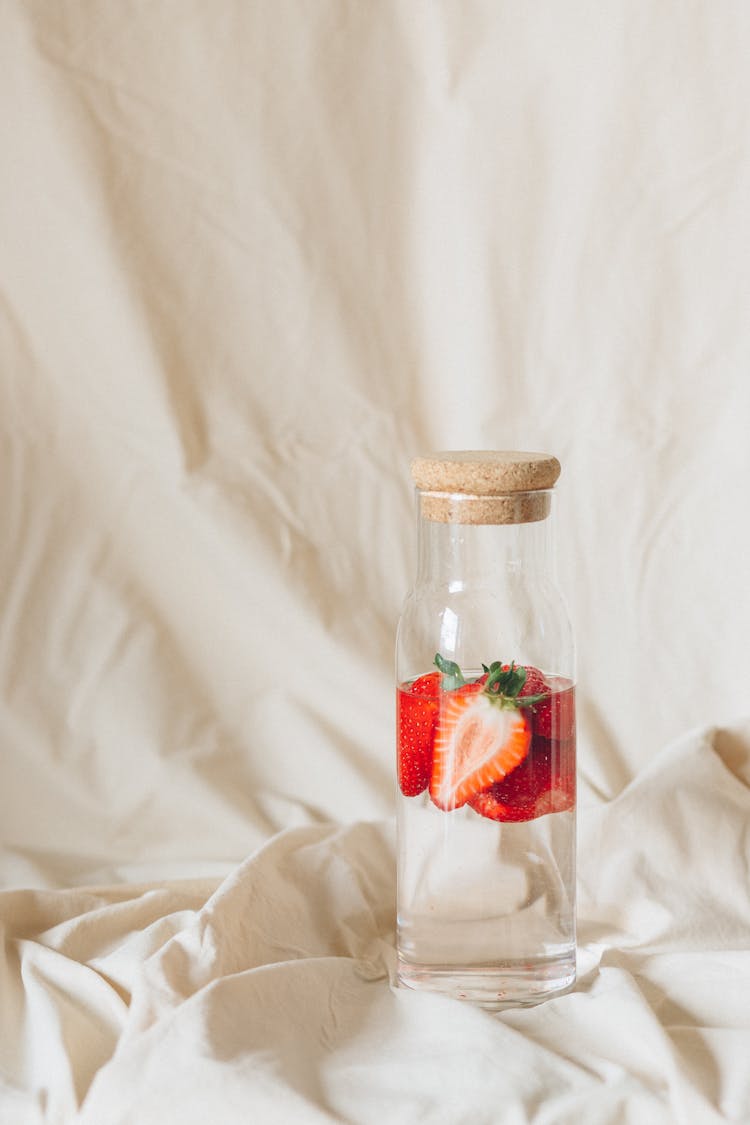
0, 723, 748, 1124
3, 1, 750, 1122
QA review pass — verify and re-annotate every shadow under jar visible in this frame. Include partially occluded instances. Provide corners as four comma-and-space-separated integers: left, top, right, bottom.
395, 451, 576, 1009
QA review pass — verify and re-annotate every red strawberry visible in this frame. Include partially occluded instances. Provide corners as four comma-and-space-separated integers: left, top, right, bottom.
469, 789, 530, 822
470, 783, 573, 822
516, 666, 576, 742
469, 736, 576, 822
397, 673, 440, 797
429, 664, 532, 810
458, 674, 488, 694
411, 671, 441, 697
397, 657, 575, 813
519, 665, 549, 698
531, 681, 576, 740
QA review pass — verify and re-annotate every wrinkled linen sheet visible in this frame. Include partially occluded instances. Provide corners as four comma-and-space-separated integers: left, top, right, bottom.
2, 2, 750, 1122
3, 724, 750, 1124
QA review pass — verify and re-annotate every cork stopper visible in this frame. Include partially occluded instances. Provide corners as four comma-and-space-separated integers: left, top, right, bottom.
410, 450, 560, 525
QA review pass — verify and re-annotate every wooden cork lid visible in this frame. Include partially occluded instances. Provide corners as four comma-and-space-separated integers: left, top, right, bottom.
410, 451, 560, 524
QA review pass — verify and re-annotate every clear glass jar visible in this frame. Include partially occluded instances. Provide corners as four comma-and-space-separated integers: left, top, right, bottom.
395, 451, 576, 1008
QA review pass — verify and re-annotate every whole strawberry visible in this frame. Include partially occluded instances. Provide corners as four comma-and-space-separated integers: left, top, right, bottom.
521, 665, 575, 740
519, 665, 549, 699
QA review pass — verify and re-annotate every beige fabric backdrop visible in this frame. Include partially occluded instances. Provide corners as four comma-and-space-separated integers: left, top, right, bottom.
1, 3, 750, 1122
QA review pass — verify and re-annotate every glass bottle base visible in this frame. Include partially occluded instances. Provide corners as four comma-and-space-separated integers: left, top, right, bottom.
397, 952, 576, 1010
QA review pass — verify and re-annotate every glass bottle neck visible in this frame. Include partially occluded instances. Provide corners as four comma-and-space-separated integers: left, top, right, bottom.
415, 491, 556, 585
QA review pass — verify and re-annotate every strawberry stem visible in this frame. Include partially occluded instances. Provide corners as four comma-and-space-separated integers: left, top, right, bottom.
484, 661, 547, 710
434, 653, 548, 709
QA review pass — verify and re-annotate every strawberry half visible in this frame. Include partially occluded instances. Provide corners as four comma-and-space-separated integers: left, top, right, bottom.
429, 663, 538, 811
397, 672, 440, 797
469, 736, 576, 822
469, 784, 573, 822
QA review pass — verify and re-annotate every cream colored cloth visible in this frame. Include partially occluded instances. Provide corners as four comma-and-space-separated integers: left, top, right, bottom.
2, 724, 750, 1123
2, 2, 750, 1121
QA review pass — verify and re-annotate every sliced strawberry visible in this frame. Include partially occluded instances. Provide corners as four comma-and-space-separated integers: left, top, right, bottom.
470, 784, 573, 822
397, 673, 440, 797
469, 789, 531, 822
430, 690, 531, 810
456, 676, 487, 696
397, 667, 487, 799
469, 736, 576, 822
397, 656, 575, 812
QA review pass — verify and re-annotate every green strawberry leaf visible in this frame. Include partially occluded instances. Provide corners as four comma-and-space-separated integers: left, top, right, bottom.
485, 660, 523, 697
434, 653, 548, 706
434, 652, 466, 691
484, 660, 547, 710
